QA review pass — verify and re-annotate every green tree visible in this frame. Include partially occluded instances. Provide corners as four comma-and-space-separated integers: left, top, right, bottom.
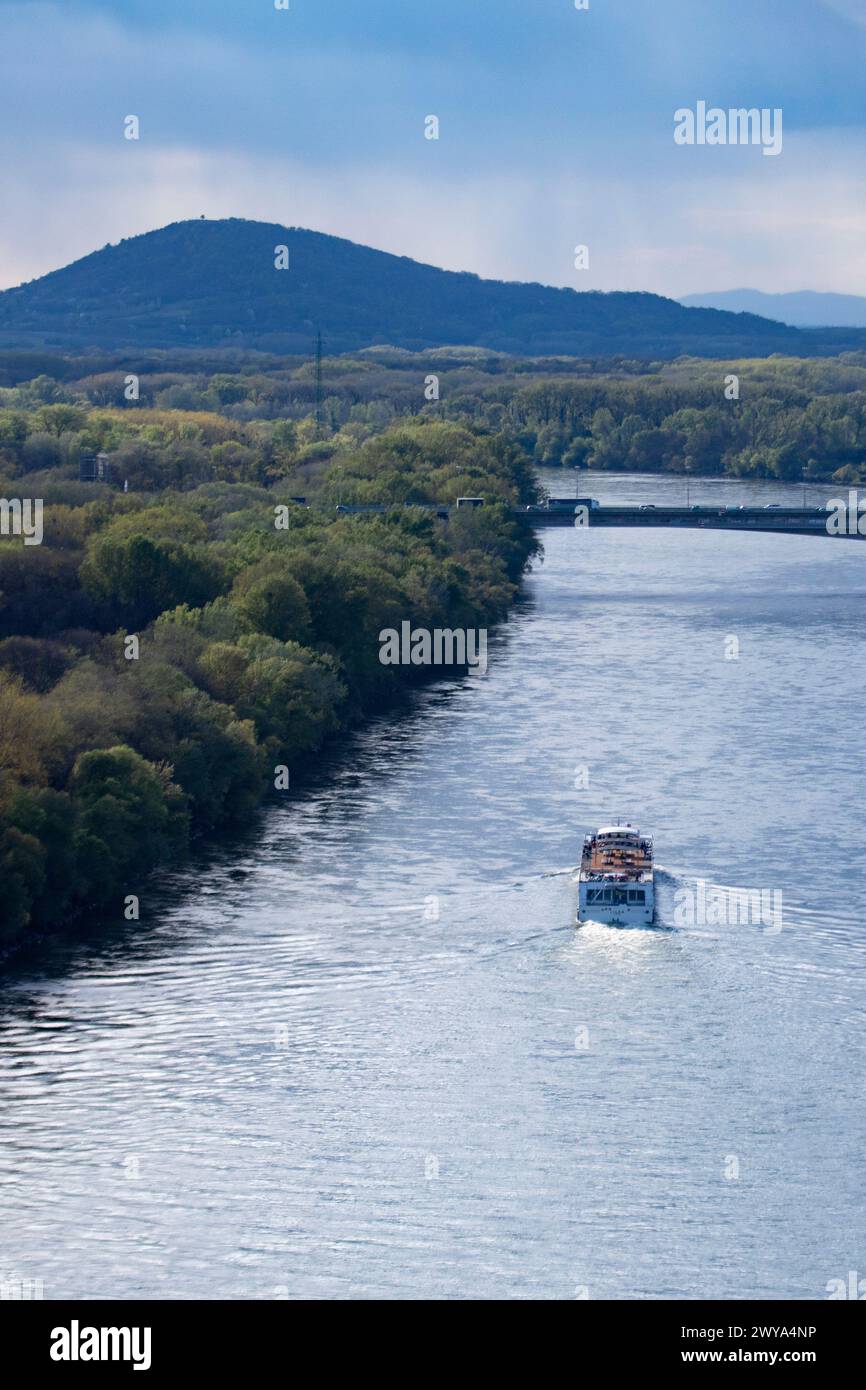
230, 561, 311, 642
70, 745, 188, 903
81, 533, 225, 627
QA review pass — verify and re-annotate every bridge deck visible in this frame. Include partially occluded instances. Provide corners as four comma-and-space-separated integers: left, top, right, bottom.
519, 504, 856, 537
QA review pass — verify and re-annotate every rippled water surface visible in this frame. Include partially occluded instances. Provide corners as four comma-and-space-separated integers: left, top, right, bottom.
1, 472, 865, 1300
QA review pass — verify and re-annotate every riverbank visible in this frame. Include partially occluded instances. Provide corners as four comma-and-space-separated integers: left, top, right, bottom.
0, 417, 540, 956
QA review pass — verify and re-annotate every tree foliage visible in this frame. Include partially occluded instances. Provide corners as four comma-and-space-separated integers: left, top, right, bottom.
0, 406, 538, 950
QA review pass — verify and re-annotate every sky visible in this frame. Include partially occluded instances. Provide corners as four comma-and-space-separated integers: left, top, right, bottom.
1, 0, 865, 298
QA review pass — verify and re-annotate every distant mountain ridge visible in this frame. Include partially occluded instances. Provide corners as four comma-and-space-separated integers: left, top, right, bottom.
680, 288, 866, 329
1, 218, 865, 358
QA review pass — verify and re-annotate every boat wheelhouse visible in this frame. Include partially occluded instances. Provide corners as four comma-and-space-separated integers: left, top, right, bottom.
577, 823, 654, 926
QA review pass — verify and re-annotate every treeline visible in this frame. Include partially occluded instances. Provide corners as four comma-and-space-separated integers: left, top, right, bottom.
3, 348, 866, 484
0, 418, 538, 952
472, 359, 866, 482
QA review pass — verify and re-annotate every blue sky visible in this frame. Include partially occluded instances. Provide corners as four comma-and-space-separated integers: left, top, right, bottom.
1, 0, 865, 296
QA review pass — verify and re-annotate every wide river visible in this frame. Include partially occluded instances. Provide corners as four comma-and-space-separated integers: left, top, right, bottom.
1, 471, 865, 1301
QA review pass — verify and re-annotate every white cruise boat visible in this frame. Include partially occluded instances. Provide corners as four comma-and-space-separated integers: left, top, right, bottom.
577, 824, 654, 926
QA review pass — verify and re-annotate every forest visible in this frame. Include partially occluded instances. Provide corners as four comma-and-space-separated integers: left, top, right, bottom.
0, 406, 538, 952
3, 345, 866, 488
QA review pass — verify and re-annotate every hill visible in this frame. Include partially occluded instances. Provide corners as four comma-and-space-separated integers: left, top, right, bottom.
679, 288, 866, 330
1, 218, 865, 358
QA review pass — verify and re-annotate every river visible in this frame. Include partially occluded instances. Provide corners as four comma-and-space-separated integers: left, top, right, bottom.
1, 470, 864, 1301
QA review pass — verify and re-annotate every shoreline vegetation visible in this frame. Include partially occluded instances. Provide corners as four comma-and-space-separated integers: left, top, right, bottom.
2, 343, 863, 957
0, 396, 540, 956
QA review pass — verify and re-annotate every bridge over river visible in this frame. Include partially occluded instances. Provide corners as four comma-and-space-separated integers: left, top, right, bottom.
329, 498, 862, 539
519, 500, 859, 537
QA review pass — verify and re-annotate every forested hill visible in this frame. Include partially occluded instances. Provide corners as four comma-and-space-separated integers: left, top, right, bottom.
1, 218, 863, 359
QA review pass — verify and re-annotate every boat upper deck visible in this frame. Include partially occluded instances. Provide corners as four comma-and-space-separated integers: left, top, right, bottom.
580, 836, 653, 882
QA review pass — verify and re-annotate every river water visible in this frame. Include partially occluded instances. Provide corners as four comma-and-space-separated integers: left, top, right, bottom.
1, 470, 865, 1301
